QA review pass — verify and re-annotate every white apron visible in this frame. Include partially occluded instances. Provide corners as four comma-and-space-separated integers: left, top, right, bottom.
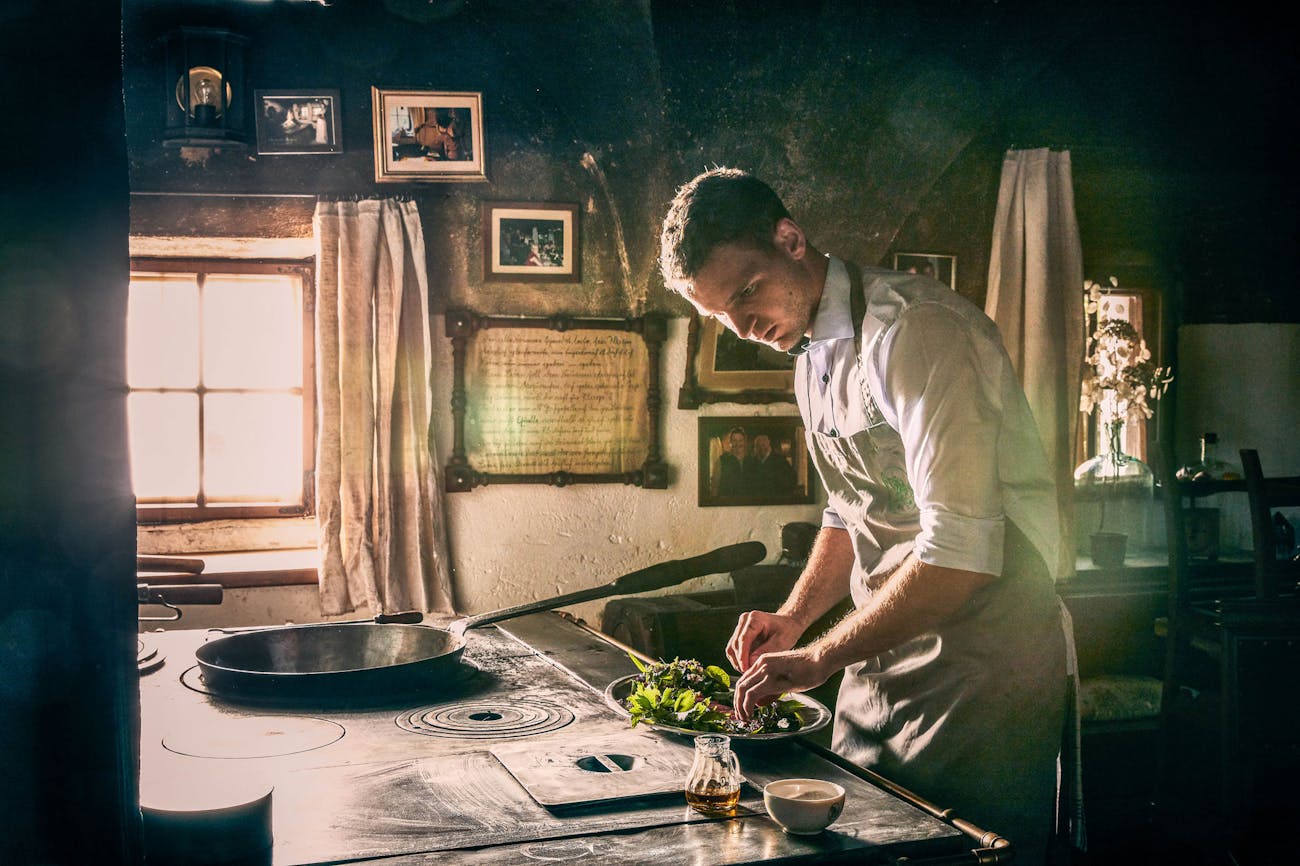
807, 262, 1067, 865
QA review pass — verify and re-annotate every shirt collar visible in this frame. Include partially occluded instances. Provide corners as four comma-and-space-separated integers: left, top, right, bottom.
808, 255, 853, 346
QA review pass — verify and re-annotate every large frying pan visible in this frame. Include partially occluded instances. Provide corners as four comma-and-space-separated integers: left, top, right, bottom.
194, 542, 765, 701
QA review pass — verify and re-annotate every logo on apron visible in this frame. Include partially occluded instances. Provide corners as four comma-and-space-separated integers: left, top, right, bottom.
880, 467, 915, 514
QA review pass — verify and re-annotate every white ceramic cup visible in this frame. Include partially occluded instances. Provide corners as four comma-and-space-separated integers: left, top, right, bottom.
762, 778, 847, 834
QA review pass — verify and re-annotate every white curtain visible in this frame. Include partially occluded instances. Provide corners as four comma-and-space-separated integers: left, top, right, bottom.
314, 199, 453, 616
985, 148, 1084, 581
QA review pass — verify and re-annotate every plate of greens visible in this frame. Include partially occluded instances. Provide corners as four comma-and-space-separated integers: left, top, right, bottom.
602, 656, 831, 741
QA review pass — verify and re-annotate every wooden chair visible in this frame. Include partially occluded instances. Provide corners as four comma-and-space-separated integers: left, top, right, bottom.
1240, 448, 1300, 599
1153, 445, 1300, 860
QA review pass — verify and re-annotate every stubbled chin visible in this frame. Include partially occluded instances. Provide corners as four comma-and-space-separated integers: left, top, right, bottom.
770, 333, 799, 352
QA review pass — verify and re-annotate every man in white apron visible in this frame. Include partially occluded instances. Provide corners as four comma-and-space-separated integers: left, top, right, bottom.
660, 168, 1067, 865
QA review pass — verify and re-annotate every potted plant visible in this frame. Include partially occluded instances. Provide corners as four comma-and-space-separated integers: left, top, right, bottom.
1075, 278, 1173, 568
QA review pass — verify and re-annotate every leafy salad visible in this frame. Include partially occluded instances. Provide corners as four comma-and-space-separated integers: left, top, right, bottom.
621, 656, 806, 736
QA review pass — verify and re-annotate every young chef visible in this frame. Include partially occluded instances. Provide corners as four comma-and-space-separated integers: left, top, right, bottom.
659, 167, 1068, 866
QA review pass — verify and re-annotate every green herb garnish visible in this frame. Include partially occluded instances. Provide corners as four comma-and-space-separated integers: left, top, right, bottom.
622, 655, 805, 735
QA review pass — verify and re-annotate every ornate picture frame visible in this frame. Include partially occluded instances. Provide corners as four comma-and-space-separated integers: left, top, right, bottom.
371, 88, 486, 183
678, 314, 796, 409
444, 311, 668, 492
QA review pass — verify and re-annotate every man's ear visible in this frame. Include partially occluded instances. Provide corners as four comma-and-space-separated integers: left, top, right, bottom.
773, 218, 806, 260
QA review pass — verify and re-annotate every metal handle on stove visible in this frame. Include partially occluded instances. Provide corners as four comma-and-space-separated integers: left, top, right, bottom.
138, 582, 224, 622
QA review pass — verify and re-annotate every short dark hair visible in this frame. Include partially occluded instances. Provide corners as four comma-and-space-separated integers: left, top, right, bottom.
659, 167, 790, 293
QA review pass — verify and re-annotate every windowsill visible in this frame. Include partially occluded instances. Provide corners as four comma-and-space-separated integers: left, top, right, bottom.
1059, 548, 1254, 597
138, 548, 318, 588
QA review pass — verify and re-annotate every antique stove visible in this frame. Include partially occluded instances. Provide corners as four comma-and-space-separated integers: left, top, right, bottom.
137, 613, 981, 865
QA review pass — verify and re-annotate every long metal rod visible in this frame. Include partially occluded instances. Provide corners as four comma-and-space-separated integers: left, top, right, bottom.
559, 613, 1015, 865
130, 190, 318, 198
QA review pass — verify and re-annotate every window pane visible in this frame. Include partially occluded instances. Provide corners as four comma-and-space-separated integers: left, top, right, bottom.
127, 274, 199, 388
202, 274, 302, 389
129, 392, 200, 500
1087, 291, 1148, 459
203, 393, 303, 503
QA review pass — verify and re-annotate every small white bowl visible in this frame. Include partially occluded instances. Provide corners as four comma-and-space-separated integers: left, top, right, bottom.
762, 778, 846, 835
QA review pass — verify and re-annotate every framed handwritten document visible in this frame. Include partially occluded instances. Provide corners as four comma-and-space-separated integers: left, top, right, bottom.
444, 311, 668, 491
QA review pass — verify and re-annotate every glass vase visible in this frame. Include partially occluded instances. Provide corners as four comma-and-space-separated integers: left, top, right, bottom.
1073, 417, 1155, 557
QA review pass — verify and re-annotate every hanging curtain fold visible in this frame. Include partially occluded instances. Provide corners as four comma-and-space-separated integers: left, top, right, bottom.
985, 147, 1084, 582
314, 198, 453, 616
986, 149, 1086, 856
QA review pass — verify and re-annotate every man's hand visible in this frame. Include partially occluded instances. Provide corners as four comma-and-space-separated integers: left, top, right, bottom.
725, 610, 805, 673
732, 647, 832, 721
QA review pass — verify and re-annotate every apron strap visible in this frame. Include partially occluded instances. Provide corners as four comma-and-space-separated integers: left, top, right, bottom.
846, 260, 866, 357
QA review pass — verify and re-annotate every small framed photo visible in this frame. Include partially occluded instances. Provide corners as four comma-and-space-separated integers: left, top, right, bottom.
678, 313, 795, 408
893, 252, 956, 289
483, 202, 581, 282
371, 88, 486, 183
253, 90, 341, 155
698, 416, 817, 507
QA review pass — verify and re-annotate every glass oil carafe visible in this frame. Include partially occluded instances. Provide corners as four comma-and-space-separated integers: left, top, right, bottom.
685, 734, 741, 814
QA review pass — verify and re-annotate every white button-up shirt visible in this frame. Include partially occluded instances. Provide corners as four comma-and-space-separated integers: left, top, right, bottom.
798, 256, 1061, 578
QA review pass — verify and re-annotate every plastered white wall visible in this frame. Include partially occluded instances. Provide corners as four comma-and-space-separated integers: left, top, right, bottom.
1172, 323, 1300, 550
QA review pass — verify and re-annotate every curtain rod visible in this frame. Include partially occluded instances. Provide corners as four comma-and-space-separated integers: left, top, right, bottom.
131, 191, 417, 202
1006, 143, 1132, 152
131, 191, 317, 199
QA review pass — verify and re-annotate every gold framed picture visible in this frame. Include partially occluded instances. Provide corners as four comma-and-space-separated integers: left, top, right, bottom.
371, 88, 486, 183
678, 314, 796, 408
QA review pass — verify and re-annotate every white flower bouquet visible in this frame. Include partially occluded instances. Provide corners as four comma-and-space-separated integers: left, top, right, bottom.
1080, 277, 1173, 426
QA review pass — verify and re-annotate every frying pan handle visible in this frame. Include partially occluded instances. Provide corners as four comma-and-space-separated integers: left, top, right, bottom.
454, 541, 767, 633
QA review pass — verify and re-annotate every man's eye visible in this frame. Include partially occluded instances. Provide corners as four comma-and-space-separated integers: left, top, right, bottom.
739, 284, 757, 298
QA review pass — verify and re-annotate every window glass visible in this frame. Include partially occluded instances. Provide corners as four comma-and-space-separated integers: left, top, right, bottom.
203, 392, 303, 501
128, 392, 200, 499
202, 273, 301, 389
128, 259, 313, 521
1081, 284, 1162, 464
128, 274, 200, 388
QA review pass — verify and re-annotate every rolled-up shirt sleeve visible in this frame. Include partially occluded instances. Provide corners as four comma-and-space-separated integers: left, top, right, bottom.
868, 303, 1007, 576
821, 505, 847, 531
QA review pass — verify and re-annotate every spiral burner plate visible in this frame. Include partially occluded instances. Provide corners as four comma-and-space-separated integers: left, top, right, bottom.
397, 698, 574, 739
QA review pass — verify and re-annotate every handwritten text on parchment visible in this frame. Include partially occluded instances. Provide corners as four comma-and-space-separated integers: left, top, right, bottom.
466, 330, 649, 475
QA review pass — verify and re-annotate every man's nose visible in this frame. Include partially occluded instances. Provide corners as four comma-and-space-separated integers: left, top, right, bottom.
734, 314, 760, 341
715, 311, 742, 336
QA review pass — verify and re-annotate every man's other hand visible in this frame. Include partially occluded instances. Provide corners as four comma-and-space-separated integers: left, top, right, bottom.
725, 610, 804, 673
732, 647, 832, 721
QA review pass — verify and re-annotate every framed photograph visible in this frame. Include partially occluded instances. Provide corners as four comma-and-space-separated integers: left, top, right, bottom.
678, 313, 796, 408
482, 202, 581, 283
893, 252, 956, 289
698, 416, 816, 507
254, 90, 341, 154
371, 88, 486, 183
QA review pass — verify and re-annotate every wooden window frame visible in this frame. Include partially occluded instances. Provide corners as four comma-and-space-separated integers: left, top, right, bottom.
129, 257, 316, 523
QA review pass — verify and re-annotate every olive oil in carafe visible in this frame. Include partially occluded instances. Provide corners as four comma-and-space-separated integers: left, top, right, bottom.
685, 782, 741, 813
685, 734, 742, 814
